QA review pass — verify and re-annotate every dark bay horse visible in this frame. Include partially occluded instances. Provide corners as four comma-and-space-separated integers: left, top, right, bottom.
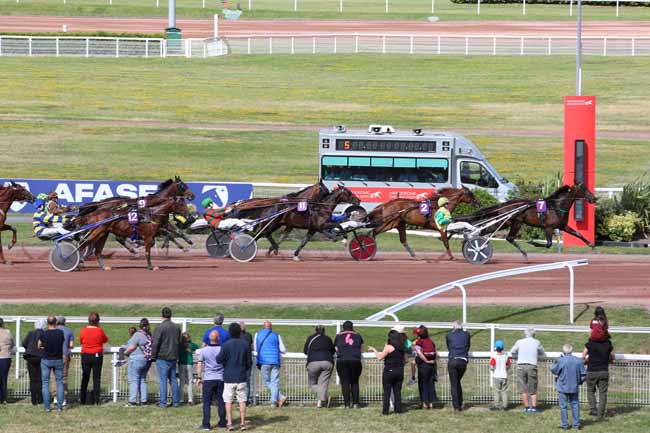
261, 185, 361, 261
0, 182, 36, 264
457, 183, 597, 258
367, 187, 481, 260
82, 196, 188, 271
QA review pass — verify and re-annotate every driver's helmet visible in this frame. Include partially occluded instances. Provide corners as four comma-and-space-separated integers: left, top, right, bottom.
34, 193, 48, 210
437, 197, 449, 207
201, 197, 215, 209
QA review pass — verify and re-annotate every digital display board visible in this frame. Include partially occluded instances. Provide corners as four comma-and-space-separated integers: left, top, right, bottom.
335, 139, 436, 153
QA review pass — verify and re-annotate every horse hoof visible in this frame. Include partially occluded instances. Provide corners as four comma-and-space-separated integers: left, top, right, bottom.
292, 256, 300, 262
7, 242, 15, 250
103, 266, 112, 271
3, 261, 12, 266
150, 266, 160, 271
274, 249, 279, 256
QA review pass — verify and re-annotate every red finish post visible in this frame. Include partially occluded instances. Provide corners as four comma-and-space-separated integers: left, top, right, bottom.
563, 96, 596, 246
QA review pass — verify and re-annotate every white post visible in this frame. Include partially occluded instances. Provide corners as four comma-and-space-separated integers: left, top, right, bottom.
203, 0, 205, 8
568, 265, 575, 323
156, 0, 159, 7
185, 39, 191, 58
116, 39, 119, 58
570, 0, 573, 16
616, 0, 619, 17
431, 0, 435, 14
520, 36, 524, 55
247, 38, 251, 54
14, 318, 21, 379
249, 0, 251, 10
409, 35, 413, 54
632, 38, 635, 56
355, 35, 359, 53
0, 36, 2, 56
312, 36, 316, 54
333, 36, 337, 54
291, 37, 295, 54
213, 14, 219, 38
489, 324, 495, 352
109, 0, 112, 4
523, 0, 526, 15
56, 37, 59, 57
339, 0, 343, 13
28, 37, 32, 56
477, 0, 481, 15
269, 37, 272, 54
548, 37, 552, 55
437, 35, 441, 54
161, 40, 165, 57
182, 319, 187, 332
465, 36, 469, 56
145, 39, 149, 57
455, 284, 467, 324
203, 41, 207, 58
603, 37, 607, 56
112, 353, 118, 403
385, 0, 388, 13
493, 37, 496, 55
294, 0, 297, 12
382, 35, 386, 54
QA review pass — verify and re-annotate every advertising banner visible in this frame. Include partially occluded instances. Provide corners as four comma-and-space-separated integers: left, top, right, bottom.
0, 178, 253, 213
346, 187, 436, 202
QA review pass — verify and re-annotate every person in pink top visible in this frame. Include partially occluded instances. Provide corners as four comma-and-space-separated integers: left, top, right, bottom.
79, 312, 108, 405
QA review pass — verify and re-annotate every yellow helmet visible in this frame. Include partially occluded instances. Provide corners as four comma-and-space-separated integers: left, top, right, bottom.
437, 197, 449, 207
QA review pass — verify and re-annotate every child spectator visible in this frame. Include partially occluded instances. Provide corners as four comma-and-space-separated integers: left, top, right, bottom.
489, 340, 511, 410
590, 306, 610, 342
413, 325, 437, 409
179, 332, 199, 405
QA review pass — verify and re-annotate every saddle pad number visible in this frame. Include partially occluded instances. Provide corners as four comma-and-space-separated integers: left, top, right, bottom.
536, 200, 547, 213
297, 201, 308, 212
137, 199, 146, 209
128, 211, 138, 224
419, 202, 430, 216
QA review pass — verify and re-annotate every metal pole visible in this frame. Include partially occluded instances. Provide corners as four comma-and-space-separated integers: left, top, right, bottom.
477, 0, 481, 15
15, 318, 21, 379
568, 265, 575, 323
168, 0, 176, 28
214, 14, 219, 38
576, 0, 582, 96
431, 0, 434, 14
112, 353, 119, 402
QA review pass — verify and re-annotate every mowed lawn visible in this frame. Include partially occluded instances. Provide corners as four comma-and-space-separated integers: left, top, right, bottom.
1, 0, 649, 20
1, 55, 649, 185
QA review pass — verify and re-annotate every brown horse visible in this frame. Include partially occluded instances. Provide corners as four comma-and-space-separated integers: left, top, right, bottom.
0, 182, 36, 264
368, 187, 481, 260
81, 196, 188, 271
457, 183, 597, 258
260, 185, 361, 260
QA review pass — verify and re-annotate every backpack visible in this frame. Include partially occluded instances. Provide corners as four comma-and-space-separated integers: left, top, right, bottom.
142, 332, 153, 362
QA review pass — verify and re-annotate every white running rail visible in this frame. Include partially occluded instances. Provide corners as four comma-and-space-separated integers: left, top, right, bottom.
366, 259, 589, 324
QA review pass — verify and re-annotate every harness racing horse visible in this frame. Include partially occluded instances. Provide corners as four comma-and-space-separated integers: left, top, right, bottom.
260, 185, 361, 261
0, 182, 36, 264
457, 183, 597, 258
367, 187, 481, 260
82, 196, 189, 271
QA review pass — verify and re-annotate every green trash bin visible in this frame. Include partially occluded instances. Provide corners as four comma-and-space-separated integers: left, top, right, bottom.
165, 27, 183, 55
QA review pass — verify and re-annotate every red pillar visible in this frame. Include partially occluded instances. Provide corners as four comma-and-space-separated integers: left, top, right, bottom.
563, 96, 596, 246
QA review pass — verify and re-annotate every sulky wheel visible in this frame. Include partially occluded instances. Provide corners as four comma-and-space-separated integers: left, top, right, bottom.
462, 236, 493, 265
229, 233, 258, 263
49, 241, 81, 272
206, 230, 231, 258
348, 234, 377, 261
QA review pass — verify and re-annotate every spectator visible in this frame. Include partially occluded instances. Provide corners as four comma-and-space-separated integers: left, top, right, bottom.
334, 321, 364, 409
0, 317, 15, 404
124, 318, 153, 407
254, 321, 287, 407
413, 325, 437, 410
239, 321, 254, 404
38, 315, 65, 412
178, 331, 199, 405
551, 344, 586, 430
369, 330, 406, 415
197, 330, 226, 430
590, 306, 610, 342
79, 311, 108, 405
446, 320, 471, 412
152, 307, 181, 408
583, 333, 614, 419
22, 319, 46, 405
510, 327, 546, 413
217, 323, 252, 431
489, 339, 511, 411
54, 315, 74, 407
303, 324, 335, 408
202, 313, 230, 347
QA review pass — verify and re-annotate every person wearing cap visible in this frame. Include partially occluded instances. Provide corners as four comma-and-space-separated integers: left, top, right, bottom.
201, 198, 236, 229
489, 340, 511, 411
54, 316, 74, 407
303, 325, 335, 408
434, 197, 476, 236
32, 193, 69, 238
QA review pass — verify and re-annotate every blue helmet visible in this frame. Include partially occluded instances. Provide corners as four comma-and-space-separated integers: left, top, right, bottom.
495, 340, 505, 351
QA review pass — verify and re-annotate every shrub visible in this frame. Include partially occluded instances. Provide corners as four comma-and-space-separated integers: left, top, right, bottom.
594, 197, 620, 241
617, 174, 650, 236
597, 211, 642, 242
452, 188, 499, 217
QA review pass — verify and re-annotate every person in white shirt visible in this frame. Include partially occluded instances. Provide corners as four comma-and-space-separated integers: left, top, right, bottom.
510, 327, 546, 413
489, 340, 511, 410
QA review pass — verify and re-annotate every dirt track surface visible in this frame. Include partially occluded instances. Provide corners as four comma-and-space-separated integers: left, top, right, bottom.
1, 247, 648, 306
2, 17, 650, 38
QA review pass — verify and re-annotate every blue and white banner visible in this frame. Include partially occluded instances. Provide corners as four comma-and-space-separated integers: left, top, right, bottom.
1, 178, 253, 213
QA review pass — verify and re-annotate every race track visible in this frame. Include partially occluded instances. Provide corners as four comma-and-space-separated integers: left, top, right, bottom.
2, 247, 648, 306
2, 17, 650, 38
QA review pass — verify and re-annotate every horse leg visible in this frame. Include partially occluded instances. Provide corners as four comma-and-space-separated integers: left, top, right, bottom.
115, 235, 139, 256
1, 224, 17, 250
398, 222, 416, 258
0, 231, 7, 265
528, 228, 554, 248
293, 230, 315, 262
144, 232, 158, 271
438, 231, 455, 261
91, 232, 111, 271
563, 225, 596, 248
266, 226, 287, 256
506, 220, 528, 259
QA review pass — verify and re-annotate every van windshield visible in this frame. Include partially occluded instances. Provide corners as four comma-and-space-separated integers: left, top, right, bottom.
321, 156, 448, 183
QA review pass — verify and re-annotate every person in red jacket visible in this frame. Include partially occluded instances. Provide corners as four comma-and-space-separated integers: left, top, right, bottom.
413, 325, 437, 409
79, 312, 108, 405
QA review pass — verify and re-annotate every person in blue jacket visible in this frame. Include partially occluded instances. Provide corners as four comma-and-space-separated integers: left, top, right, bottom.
551, 344, 587, 430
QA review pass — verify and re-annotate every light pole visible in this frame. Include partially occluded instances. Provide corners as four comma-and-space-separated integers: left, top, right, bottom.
576, 0, 582, 96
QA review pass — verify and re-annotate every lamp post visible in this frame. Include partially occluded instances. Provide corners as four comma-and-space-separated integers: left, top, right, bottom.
576, 0, 582, 96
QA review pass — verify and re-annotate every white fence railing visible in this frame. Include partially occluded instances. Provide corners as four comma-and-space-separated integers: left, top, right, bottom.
3, 35, 650, 58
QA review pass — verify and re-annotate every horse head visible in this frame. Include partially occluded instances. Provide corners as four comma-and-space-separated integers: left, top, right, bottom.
573, 182, 597, 204
461, 186, 481, 207
174, 176, 195, 201
331, 185, 360, 206
9, 182, 36, 203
